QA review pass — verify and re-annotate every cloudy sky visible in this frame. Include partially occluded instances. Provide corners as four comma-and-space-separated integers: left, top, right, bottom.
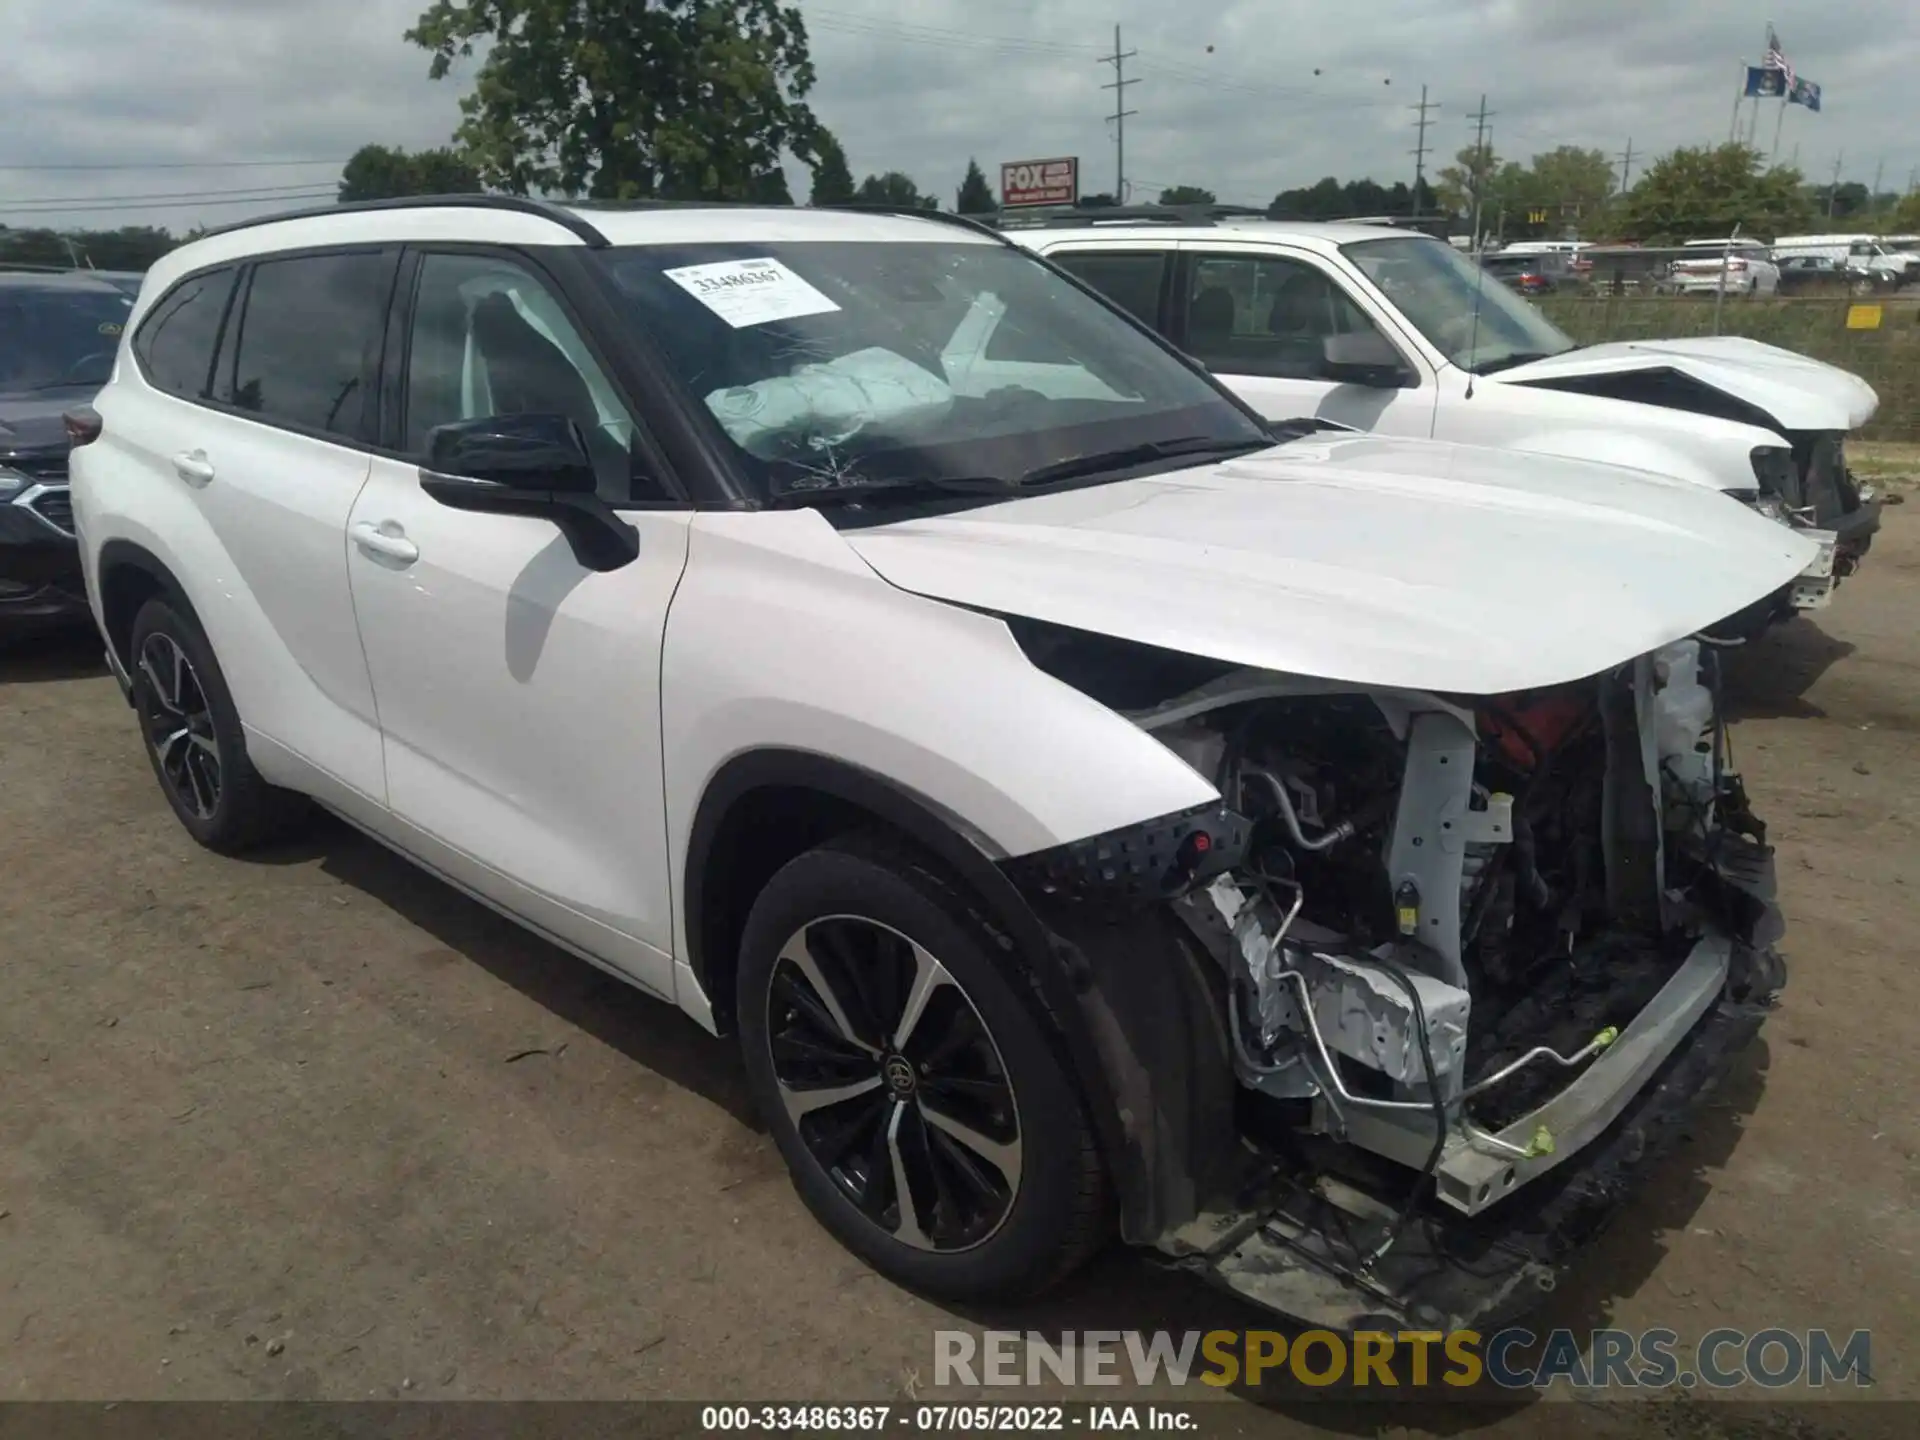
3, 0, 1917, 234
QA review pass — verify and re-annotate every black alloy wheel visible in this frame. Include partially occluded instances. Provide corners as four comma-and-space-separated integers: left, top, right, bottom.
766, 914, 1022, 1252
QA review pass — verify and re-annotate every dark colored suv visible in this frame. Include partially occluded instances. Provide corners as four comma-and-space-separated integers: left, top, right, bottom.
1, 271, 132, 639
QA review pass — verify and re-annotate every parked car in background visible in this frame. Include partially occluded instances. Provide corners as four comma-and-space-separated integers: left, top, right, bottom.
1480, 251, 1560, 294
1667, 239, 1781, 295
1772, 233, 1918, 288
1, 270, 132, 640
72, 195, 1812, 1331
89, 271, 148, 299
1016, 215, 1879, 631
1773, 254, 1866, 296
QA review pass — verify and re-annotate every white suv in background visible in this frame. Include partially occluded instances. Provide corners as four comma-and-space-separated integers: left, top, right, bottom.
1015, 216, 1880, 629
71, 198, 1810, 1331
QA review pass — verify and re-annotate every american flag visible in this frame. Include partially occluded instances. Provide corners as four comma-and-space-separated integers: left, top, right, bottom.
1763, 26, 1794, 90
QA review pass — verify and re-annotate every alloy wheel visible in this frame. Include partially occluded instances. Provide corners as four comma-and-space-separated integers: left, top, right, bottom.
137, 632, 222, 820
765, 915, 1023, 1252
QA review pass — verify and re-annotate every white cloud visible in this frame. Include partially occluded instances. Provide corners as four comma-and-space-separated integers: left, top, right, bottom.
1, 0, 1914, 232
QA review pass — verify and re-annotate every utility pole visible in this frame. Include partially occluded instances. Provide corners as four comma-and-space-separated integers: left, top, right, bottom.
1616, 138, 1635, 194
1409, 84, 1438, 218
1467, 94, 1494, 250
1870, 157, 1885, 214
1827, 151, 1844, 220
1096, 25, 1139, 205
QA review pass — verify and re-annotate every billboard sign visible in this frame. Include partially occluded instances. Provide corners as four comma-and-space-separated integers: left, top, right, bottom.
1000, 157, 1079, 209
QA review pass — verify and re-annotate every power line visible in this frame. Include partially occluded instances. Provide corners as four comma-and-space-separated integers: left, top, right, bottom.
1096, 24, 1139, 204
1616, 138, 1635, 193
1409, 85, 1438, 216
1, 188, 338, 220
1, 180, 339, 210
0, 157, 346, 173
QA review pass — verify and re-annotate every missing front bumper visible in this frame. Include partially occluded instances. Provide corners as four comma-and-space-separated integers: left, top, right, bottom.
1157, 970, 1776, 1331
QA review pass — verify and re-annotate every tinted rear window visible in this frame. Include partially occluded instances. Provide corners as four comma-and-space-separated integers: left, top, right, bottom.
133, 270, 235, 397
224, 251, 394, 437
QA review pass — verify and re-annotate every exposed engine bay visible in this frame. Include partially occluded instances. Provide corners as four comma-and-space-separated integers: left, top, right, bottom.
1007, 618, 1786, 1328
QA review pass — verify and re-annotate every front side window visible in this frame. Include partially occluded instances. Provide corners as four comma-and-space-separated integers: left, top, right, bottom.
402, 251, 652, 503
0, 284, 134, 394
1182, 252, 1391, 380
1342, 235, 1576, 375
592, 237, 1265, 507
223, 251, 394, 437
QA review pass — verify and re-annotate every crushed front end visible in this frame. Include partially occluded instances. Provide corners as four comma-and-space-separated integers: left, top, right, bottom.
1005, 629, 1784, 1331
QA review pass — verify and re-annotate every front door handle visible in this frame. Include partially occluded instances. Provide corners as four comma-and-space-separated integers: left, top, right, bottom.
350, 520, 420, 564
172, 450, 215, 484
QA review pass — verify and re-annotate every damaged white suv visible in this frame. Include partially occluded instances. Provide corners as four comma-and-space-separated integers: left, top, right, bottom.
1017, 216, 1882, 634
72, 199, 1814, 1328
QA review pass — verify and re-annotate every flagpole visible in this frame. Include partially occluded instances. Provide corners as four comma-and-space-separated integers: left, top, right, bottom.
1771, 97, 1788, 163
1729, 59, 1746, 143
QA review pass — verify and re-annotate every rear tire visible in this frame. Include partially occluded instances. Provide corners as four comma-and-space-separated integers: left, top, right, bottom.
128, 598, 308, 853
737, 834, 1109, 1302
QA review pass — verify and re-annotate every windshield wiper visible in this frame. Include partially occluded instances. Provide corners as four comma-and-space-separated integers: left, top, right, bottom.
1011, 434, 1272, 489
765, 473, 1017, 509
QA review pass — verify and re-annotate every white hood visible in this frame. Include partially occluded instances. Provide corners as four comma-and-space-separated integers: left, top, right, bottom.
1493, 335, 1878, 433
845, 434, 1819, 696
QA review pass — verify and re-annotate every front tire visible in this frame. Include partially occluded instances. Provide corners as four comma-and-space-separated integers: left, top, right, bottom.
128, 597, 308, 853
737, 835, 1108, 1301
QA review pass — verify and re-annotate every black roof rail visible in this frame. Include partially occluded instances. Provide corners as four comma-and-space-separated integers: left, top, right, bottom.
820, 202, 1019, 245
186, 193, 610, 247
994, 202, 1275, 230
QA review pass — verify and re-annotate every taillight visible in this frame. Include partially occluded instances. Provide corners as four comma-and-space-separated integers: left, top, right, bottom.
64, 406, 102, 448
1727, 259, 1748, 272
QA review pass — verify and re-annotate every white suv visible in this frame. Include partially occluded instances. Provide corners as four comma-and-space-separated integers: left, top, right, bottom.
1015, 216, 1880, 627
71, 198, 1811, 1330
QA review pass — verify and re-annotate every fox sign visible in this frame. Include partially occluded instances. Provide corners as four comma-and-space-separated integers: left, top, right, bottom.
1000, 157, 1079, 208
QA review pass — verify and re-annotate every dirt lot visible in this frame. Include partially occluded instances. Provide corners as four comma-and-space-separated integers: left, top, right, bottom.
3, 490, 1917, 1436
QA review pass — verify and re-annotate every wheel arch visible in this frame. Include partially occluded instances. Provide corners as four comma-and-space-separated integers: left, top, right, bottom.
96, 539, 202, 680
682, 749, 1142, 1219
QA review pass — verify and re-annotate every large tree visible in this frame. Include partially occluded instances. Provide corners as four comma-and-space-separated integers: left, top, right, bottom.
853, 172, 937, 209
338, 143, 483, 202
1615, 144, 1813, 243
955, 159, 996, 215
407, 0, 823, 200
808, 132, 855, 205
1157, 184, 1215, 206
0, 225, 175, 271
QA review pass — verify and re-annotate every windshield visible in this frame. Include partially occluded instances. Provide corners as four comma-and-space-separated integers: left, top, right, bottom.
1340, 236, 1576, 374
593, 238, 1267, 504
0, 285, 133, 393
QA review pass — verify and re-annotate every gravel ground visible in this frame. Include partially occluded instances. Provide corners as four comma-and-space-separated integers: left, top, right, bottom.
2, 496, 1915, 1437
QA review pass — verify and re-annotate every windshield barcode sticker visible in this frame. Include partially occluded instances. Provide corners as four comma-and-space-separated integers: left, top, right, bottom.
662, 257, 841, 328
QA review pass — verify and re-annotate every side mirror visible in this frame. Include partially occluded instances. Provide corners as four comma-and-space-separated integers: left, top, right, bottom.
425, 413, 599, 493
418, 413, 640, 573
1320, 331, 1408, 388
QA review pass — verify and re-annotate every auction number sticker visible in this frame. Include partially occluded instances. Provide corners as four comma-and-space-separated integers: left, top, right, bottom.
663, 257, 840, 328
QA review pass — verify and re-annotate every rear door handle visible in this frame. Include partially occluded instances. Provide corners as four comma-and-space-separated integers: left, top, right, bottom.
172, 450, 215, 484
350, 520, 420, 564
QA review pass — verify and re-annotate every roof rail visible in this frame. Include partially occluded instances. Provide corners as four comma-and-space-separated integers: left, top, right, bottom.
821, 202, 1018, 244
187, 193, 610, 247
994, 202, 1274, 231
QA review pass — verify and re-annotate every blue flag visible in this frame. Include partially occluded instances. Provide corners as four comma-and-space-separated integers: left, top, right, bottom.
1789, 76, 1822, 112
1744, 65, 1788, 98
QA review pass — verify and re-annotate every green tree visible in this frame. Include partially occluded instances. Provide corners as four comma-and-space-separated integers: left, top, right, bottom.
808, 133, 855, 206
338, 143, 482, 202
1887, 191, 1920, 234
747, 168, 794, 204
1616, 144, 1813, 243
407, 0, 822, 200
0, 225, 176, 271
1157, 184, 1216, 206
955, 159, 996, 215
1435, 143, 1499, 219
1076, 193, 1118, 208
853, 171, 936, 208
